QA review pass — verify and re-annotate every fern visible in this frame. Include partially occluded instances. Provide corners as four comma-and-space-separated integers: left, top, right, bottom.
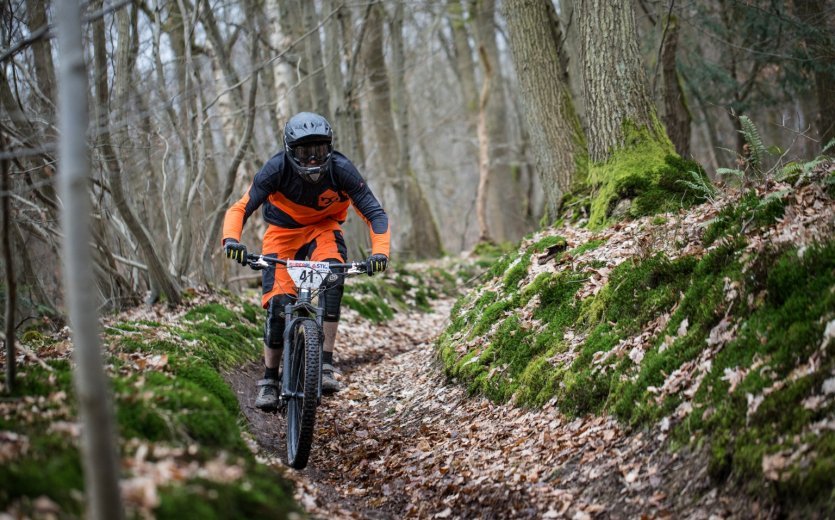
739, 115, 766, 172
822, 138, 835, 155
776, 144, 832, 182
778, 162, 802, 180
717, 167, 745, 180
676, 170, 717, 201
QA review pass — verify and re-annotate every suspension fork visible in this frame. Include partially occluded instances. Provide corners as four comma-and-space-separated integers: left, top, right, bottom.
280, 297, 325, 401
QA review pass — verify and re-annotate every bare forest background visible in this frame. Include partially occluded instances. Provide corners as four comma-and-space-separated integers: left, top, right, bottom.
1, 0, 833, 324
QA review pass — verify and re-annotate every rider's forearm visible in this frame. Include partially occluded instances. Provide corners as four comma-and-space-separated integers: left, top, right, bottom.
369, 225, 390, 257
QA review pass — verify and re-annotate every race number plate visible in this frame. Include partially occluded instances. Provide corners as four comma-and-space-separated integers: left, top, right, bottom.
286, 260, 331, 290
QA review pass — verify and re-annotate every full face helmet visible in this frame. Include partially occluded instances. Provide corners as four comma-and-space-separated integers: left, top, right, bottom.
284, 112, 334, 183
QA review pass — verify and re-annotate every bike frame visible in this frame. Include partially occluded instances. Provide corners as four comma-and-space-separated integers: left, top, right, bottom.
247, 254, 368, 404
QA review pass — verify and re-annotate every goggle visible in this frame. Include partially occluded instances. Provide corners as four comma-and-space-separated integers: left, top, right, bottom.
292, 142, 331, 166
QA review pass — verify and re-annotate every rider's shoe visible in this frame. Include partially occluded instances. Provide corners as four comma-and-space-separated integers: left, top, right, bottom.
321, 363, 343, 394
255, 378, 280, 411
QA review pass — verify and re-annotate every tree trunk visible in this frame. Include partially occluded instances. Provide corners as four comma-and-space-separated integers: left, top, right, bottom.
169, 0, 204, 280
280, 0, 312, 112
93, 1, 181, 306
25, 0, 56, 113
362, 4, 414, 255
1, 129, 15, 394
476, 45, 493, 244
447, 0, 479, 117
503, 0, 587, 218
559, 0, 587, 127
390, 3, 443, 259
55, 1, 124, 518
794, 0, 835, 146
579, 0, 676, 226
581, 0, 664, 162
324, 0, 370, 260
303, 0, 330, 116
661, 16, 692, 157
472, 0, 527, 242
201, 34, 259, 276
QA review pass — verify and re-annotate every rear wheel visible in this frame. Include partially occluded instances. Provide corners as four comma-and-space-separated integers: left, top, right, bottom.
285, 319, 321, 469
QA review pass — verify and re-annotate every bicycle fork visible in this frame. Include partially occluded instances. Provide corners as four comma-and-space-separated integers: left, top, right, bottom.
280, 293, 325, 405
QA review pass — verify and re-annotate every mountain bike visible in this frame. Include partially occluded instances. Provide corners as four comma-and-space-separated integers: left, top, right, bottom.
246, 253, 369, 469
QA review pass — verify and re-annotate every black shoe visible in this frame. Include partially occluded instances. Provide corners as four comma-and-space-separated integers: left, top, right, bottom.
255, 378, 279, 411
321, 363, 343, 394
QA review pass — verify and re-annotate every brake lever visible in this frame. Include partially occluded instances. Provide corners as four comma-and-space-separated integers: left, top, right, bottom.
249, 256, 270, 270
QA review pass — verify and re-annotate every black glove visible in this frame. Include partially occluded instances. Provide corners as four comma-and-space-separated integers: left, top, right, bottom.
224, 238, 248, 265
366, 254, 388, 276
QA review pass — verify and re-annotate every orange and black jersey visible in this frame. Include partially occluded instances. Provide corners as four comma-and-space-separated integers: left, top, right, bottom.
222, 151, 390, 256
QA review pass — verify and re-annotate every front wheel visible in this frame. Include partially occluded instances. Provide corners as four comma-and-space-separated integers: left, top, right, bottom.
285, 319, 321, 469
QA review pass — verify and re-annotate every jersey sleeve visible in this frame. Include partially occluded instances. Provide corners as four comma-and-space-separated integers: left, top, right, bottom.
337, 161, 391, 257
221, 159, 280, 245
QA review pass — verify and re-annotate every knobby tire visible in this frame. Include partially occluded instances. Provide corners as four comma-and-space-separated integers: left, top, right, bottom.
286, 319, 320, 469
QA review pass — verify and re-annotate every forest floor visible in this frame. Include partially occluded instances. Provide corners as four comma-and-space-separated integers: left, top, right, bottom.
229, 296, 775, 519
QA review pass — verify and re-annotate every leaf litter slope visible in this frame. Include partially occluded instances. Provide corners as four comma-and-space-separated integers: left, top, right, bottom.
234, 298, 772, 519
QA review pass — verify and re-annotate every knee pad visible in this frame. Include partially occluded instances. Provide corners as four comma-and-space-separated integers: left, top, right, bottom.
264, 295, 292, 349
322, 261, 345, 322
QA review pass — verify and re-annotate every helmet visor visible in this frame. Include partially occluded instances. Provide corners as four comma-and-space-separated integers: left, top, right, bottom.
292, 142, 331, 166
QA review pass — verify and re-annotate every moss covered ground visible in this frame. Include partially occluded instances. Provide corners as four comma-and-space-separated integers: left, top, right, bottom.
587, 122, 710, 228
1, 257, 466, 518
0, 295, 299, 519
438, 173, 835, 514
342, 257, 479, 322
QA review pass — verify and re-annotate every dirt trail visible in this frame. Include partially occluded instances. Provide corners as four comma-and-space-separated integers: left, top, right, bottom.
229, 299, 772, 519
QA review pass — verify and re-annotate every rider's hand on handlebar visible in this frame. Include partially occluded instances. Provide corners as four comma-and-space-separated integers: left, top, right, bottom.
366, 254, 388, 276
224, 238, 248, 265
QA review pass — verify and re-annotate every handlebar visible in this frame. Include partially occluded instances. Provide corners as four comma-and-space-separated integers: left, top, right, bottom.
245, 253, 370, 275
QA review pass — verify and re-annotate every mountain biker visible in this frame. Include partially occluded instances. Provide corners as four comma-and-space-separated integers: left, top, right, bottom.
221, 112, 390, 411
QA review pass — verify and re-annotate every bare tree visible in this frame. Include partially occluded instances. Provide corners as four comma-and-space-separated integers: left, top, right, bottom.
503, 0, 587, 217
201, 24, 260, 274
92, 1, 181, 306
476, 45, 493, 243
1, 130, 15, 393
660, 15, 692, 157
55, 0, 124, 517
794, 0, 835, 146
472, 0, 529, 242
303, 0, 330, 116
389, 2, 443, 258
446, 0, 479, 119
324, 0, 372, 260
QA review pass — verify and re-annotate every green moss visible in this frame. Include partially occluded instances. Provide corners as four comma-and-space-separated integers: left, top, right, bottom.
439, 268, 589, 406
588, 121, 707, 228
0, 437, 83, 514
20, 330, 49, 344
672, 242, 835, 507
173, 359, 239, 415
569, 239, 604, 257
614, 242, 744, 423
5, 360, 73, 398
703, 190, 787, 245
342, 293, 394, 323
156, 463, 299, 519
184, 303, 240, 326
2, 293, 300, 516
115, 370, 245, 452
